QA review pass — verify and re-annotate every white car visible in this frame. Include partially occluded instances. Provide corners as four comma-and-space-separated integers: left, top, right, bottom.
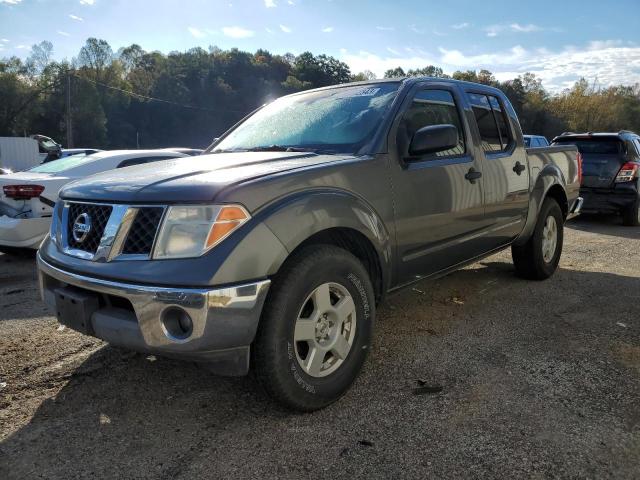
0, 150, 189, 251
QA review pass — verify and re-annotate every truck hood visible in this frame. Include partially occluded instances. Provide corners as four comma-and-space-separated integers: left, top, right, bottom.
60, 151, 352, 203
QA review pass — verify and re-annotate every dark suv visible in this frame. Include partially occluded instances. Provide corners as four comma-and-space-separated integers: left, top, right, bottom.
552, 131, 640, 226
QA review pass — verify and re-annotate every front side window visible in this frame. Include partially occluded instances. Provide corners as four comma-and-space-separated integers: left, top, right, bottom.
212, 83, 400, 155
398, 89, 466, 158
468, 93, 512, 153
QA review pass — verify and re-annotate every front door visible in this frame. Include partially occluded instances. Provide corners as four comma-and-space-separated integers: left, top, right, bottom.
389, 84, 486, 286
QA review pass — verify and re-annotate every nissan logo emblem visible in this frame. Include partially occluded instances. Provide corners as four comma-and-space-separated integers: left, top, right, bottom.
72, 212, 92, 243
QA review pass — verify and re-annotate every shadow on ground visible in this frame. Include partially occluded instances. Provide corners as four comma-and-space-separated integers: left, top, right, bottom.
567, 214, 640, 240
1, 261, 639, 479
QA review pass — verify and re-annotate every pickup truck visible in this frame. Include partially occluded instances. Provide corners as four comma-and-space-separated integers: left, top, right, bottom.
37, 78, 582, 411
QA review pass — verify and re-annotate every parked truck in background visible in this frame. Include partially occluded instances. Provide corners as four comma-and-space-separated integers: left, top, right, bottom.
552, 131, 640, 226
0, 135, 62, 171
37, 78, 581, 411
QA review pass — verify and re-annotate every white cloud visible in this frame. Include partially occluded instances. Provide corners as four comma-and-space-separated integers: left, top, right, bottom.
265, 27, 274, 34
409, 24, 425, 34
16, 44, 28, 49
69, 14, 83, 21
485, 23, 542, 37
287, 0, 295, 4
340, 41, 640, 92
222, 26, 254, 38
0, 0, 23, 4
510, 23, 541, 33
321, 26, 333, 33
0, 38, 9, 43
264, 0, 276, 7
79, 0, 94, 4
187, 27, 205, 38
452, 22, 469, 30
279, 24, 291, 33
57, 30, 71, 36
376, 26, 394, 31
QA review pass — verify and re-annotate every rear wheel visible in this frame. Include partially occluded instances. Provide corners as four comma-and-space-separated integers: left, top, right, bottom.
622, 197, 640, 226
512, 197, 564, 280
252, 245, 375, 411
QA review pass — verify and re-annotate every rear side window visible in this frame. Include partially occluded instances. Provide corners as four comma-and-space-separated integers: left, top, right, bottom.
554, 139, 623, 155
468, 93, 512, 153
398, 89, 466, 158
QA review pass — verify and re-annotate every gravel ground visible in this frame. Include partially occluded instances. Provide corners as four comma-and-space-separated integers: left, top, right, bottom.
0, 215, 638, 479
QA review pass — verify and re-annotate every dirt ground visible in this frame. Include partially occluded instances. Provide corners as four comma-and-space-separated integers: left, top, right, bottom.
0, 215, 638, 479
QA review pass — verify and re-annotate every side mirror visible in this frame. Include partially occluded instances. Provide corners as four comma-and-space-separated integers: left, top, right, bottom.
409, 124, 459, 157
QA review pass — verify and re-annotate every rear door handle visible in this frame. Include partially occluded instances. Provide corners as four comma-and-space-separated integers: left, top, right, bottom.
465, 167, 482, 184
513, 161, 526, 175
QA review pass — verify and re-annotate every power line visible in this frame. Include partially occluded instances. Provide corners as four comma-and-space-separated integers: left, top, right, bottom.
73, 74, 248, 114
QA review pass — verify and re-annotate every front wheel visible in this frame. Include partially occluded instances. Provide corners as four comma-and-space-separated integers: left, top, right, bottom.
512, 197, 564, 280
252, 245, 375, 411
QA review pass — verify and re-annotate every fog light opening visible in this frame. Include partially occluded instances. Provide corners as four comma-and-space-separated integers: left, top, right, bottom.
161, 307, 193, 341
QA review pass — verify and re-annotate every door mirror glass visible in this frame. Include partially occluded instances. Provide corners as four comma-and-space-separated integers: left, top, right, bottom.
409, 124, 459, 156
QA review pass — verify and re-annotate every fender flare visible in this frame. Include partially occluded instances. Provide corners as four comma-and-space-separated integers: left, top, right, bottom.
514, 163, 568, 246
260, 188, 393, 288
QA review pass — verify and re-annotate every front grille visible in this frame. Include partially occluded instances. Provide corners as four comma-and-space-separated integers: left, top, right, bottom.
66, 203, 112, 254
121, 207, 164, 255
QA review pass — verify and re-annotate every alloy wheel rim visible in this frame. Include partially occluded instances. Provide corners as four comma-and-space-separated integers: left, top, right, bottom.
541, 215, 558, 263
293, 282, 357, 378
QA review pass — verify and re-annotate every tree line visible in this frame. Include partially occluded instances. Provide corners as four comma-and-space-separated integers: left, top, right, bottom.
1, 38, 639, 149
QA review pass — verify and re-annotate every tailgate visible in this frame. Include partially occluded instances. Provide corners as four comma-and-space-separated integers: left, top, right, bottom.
553, 137, 626, 189
581, 153, 626, 188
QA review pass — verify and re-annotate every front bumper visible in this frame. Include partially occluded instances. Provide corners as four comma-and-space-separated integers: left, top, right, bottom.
38, 253, 270, 375
0, 216, 51, 248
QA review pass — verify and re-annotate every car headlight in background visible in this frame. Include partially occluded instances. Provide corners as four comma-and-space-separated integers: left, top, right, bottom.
152, 204, 250, 259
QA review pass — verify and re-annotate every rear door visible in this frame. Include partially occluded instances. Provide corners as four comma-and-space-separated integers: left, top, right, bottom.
553, 137, 627, 188
466, 91, 529, 245
388, 83, 486, 285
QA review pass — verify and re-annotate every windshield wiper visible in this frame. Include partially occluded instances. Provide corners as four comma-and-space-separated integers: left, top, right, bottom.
246, 145, 318, 153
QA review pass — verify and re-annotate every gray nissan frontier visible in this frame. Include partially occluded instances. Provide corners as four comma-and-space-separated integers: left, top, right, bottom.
38, 78, 582, 411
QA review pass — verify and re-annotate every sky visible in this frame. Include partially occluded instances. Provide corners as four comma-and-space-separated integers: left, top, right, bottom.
1, 0, 639, 91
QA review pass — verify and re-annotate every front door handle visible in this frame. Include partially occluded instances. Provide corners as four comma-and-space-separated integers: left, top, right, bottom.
465, 167, 482, 184
513, 161, 526, 175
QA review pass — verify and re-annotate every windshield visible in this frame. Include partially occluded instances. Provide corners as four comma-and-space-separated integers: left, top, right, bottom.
212, 83, 400, 154
554, 138, 623, 155
29, 154, 90, 173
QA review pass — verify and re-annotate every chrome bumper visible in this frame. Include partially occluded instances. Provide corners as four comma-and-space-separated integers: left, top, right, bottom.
567, 196, 584, 220
38, 253, 270, 374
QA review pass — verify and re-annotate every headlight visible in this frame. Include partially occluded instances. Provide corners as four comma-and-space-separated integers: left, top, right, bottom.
152, 204, 250, 259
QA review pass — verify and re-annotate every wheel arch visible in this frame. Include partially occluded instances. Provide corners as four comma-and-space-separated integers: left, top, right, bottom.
262, 189, 393, 303
514, 164, 569, 246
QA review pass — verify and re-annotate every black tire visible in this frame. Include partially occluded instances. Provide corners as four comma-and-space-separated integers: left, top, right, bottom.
252, 245, 375, 412
622, 197, 640, 227
512, 197, 564, 280
0, 246, 36, 258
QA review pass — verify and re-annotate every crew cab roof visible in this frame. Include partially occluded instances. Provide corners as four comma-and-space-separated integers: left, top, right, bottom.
287, 77, 508, 98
